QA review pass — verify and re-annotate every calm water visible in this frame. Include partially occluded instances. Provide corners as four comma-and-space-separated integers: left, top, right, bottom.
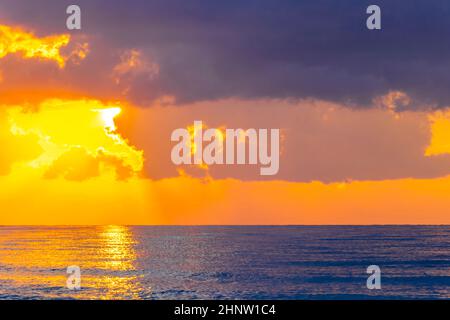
0, 226, 449, 300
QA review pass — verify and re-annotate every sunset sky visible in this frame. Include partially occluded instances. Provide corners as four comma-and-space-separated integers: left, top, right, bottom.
1, 0, 450, 224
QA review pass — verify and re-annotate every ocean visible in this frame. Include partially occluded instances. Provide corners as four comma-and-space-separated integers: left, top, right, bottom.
0, 226, 448, 299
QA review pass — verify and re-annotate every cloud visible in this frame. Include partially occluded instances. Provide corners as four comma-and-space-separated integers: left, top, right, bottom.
0, 110, 42, 175
0, 24, 69, 67
117, 98, 450, 182
2, 0, 450, 108
44, 146, 136, 181
0, 22, 90, 104
2, 2, 450, 225
2, 173, 450, 224
0, 23, 88, 68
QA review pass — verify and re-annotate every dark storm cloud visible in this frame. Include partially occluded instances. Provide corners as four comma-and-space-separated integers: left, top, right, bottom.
2, 0, 450, 107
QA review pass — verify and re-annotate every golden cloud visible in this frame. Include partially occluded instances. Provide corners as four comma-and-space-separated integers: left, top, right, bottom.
0, 24, 88, 68
5, 99, 143, 180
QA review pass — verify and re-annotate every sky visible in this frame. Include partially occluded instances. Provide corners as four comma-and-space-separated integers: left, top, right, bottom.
1, 0, 450, 224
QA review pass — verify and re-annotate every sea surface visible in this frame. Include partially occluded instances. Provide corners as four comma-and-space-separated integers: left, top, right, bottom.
0, 226, 449, 299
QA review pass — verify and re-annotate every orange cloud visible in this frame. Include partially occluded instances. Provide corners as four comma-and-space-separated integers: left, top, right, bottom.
426, 109, 450, 156
0, 110, 42, 175
0, 99, 449, 225
0, 24, 70, 67
151, 176, 450, 225
112, 49, 159, 93
4, 99, 143, 180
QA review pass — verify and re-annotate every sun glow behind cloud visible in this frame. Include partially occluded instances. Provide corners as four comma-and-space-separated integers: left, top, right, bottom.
6, 99, 143, 180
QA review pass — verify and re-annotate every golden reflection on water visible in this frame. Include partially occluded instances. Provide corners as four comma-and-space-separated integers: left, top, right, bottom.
99, 225, 136, 271
94, 225, 143, 299
0, 225, 146, 299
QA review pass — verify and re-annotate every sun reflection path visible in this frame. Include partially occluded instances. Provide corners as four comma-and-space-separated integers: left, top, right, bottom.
0, 226, 147, 299
95, 225, 145, 299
